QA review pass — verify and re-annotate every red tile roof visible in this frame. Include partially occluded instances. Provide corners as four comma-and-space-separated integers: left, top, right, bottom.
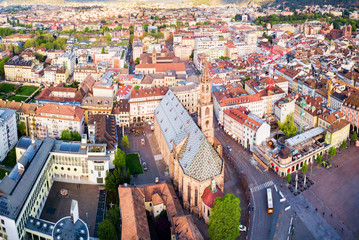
201, 186, 224, 208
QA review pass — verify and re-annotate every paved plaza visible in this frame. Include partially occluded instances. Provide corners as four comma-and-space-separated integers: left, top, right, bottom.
302, 146, 359, 239
40, 181, 101, 237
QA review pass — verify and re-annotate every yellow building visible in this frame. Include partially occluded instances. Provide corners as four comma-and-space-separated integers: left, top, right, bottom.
4, 56, 34, 82
55, 67, 69, 84
325, 119, 350, 147
81, 96, 113, 122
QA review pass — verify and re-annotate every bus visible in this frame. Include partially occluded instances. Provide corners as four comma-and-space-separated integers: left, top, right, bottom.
266, 188, 273, 213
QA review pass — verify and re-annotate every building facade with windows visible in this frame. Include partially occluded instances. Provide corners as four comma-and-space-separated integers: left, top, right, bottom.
0, 108, 17, 162
0, 135, 112, 240
35, 104, 85, 139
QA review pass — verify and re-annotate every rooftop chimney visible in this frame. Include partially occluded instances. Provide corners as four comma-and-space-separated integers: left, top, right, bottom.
70, 200, 79, 225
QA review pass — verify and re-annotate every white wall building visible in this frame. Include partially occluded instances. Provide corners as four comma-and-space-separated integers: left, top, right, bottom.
274, 98, 295, 123
35, 104, 85, 139
0, 108, 17, 162
223, 108, 270, 151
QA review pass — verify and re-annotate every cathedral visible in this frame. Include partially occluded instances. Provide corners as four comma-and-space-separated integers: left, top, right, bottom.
153, 62, 224, 219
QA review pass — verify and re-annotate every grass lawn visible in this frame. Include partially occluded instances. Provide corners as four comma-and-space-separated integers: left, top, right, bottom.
2, 147, 16, 168
126, 153, 143, 175
7, 95, 28, 102
15, 86, 39, 96
0, 83, 15, 93
0, 169, 9, 180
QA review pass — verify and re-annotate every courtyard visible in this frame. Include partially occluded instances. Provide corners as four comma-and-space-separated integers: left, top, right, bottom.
0, 83, 40, 102
302, 145, 359, 239
40, 181, 103, 237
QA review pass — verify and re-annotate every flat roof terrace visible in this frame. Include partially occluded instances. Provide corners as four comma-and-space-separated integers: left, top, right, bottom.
40, 181, 101, 237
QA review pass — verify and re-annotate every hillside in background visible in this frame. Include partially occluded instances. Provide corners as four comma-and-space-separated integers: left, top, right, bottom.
1, 0, 358, 6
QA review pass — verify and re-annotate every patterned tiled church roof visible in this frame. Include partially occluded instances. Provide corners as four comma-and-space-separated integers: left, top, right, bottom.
155, 90, 223, 182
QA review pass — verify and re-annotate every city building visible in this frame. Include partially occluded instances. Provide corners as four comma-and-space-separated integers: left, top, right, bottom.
112, 99, 130, 127
325, 119, 350, 147
0, 135, 112, 239
88, 114, 118, 151
154, 90, 224, 218
341, 94, 359, 131
129, 86, 168, 123
81, 96, 113, 123
224, 107, 270, 151
118, 182, 204, 240
0, 108, 17, 162
254, 127, 328, 176
73, 65, 100, 83
0, 100, 37, 137
4, 56, 34, 82
35, 104, 85, 139
274, 97, 295, 123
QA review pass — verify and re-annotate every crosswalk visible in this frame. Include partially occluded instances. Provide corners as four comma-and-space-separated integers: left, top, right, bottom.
250, 180, 274, 193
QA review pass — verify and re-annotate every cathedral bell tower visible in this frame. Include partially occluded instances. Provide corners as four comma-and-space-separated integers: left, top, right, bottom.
198, 61, 214, 145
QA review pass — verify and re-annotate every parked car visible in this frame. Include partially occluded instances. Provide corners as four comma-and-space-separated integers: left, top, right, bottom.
141, 138, 145, 145
239, 225, 247, 232
142, 162, 148, 171
227, 145, 232, 151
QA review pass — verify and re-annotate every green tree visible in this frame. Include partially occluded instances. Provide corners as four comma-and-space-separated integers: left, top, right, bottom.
106, 205, 120, 228
316, 154, 322, 165
97, 219, 117, 240
35, 52, 46, 62
13, 45, 22, 54
72, 130, 81, 141
106, 34, 111, 42
208, 194, 241, 240
278, 115, 297, 137
101, 47, 105, 54
286, 173, 291, 183
135, 57, 140, 64
328, 146, 336, 160
121, 135, 130, 152
341, 140, 347, 150
113, 149, 126, 168
219, 56, 230, 60
18, 122, 26, 136
0, 57, 10, 76
352, 131, 357, 142
301, 161, 308, 186
61, 129, 72, 140
133, 85, 140, 89
105, 167, 130, 193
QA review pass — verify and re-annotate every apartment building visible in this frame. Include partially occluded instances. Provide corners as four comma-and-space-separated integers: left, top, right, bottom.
341, 94, 359, 130
112, 99, 130, 127
81, 96, 113, 122
54, 52, 76, 76
132, 41, 143, 61
0, 100, 37, 137
73, 65, 100, 83
4, 56, 34, 82
129, 87, 168, 123
194, 36, 226, 62
35, 104, 85, 139
224, 107, 270, 151
0, 108, 17, 162
170, 82, 200, 114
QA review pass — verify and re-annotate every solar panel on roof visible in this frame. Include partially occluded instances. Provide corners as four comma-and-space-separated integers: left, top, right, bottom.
17, 138, 32, 149
69, 143, 80, 152
60, 142, 71, 151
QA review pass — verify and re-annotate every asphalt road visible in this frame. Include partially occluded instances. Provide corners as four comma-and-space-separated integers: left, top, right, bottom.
215, 126, 315, 240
